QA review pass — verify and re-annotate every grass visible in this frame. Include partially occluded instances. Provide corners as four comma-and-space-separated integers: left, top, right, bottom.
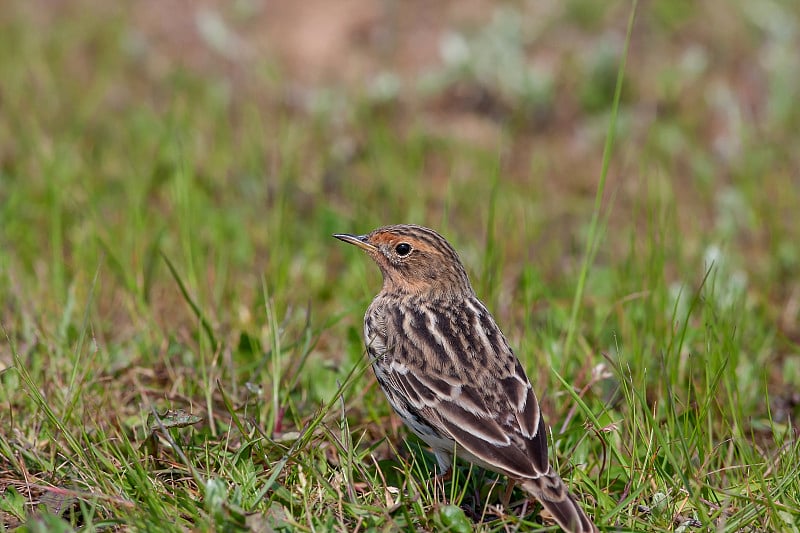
1, 0, 800, 531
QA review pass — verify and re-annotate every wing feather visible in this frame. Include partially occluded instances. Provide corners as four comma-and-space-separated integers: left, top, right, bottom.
381, 298, 551, 480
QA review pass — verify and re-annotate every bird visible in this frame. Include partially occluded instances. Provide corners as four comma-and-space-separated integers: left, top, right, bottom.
334, 224, 598, 532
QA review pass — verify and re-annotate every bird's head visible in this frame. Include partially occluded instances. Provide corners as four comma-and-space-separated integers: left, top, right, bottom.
334, 224, 474, 298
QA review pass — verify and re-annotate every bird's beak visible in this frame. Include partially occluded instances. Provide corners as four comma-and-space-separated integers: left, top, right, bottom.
333, 233, 377, 252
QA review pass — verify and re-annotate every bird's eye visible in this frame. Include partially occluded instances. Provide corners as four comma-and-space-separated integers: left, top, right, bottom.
394, 242, 412, 256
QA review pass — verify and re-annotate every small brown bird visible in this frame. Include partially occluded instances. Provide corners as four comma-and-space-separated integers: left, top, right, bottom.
334, 224, 597, 532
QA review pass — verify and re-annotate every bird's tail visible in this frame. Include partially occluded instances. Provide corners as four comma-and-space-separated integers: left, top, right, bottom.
520, 472, 598, 533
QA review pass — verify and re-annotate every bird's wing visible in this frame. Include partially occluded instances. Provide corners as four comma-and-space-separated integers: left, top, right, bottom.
385, 298, 551, 480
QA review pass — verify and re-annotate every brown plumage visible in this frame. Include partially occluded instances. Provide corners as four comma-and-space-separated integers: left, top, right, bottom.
334, 224, 598, 533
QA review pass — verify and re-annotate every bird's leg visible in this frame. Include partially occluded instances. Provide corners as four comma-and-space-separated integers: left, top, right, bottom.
501, 481, 516, 508
433, 451, 453, 482
433, 467, 452, 483
428, 452, 453, 504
